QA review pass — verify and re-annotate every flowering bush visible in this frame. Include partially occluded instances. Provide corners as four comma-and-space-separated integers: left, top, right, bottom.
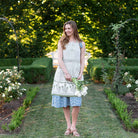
0, 66, 26, 103
72, 78, 88, 97
123, 71, 138, 101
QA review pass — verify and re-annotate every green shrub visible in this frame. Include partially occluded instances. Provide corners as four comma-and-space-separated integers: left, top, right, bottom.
123, 59, 138, 66
21, 57, 53, 83
87, 58, 138, 82
8, 106, 25, 131
104, 88, 132, 130
0, 58, 36, 66
0, 57, 53, 83
121, 66, 138, 79
23, 87, 40, 108
87, 58, 108, 81
1, 123, 8, 131
0, 66, 26, 102
132, 119, 138, 129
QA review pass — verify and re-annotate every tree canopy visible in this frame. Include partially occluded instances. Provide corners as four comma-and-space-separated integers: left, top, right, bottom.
0, 0, 137, 58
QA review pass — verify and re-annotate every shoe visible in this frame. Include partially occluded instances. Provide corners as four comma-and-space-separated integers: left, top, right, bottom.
64, 128, 71, 136
71, 128, 80, 137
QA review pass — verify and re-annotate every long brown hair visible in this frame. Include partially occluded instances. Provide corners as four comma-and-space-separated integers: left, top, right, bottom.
60, 20, 82, 49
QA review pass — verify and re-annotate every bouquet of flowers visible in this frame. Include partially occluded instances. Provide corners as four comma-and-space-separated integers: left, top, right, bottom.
72, 78, 88, 97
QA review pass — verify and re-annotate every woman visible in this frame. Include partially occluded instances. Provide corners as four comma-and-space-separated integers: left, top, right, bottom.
51, 20, 85, 137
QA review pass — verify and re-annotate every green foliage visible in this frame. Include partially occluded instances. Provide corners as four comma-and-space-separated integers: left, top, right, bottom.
0, 57, 53, 83
23, 87, 40, 108
123, 72, 138, 100
8, 106, 25, 131
109, 21, 127, 93
87, 58, 138, 82
0, 66, 26, 102
132, 119, 138, 129
123, 58, 138, 66
0, 58, 38, 66
1, 123, 8, 131
0, 0, 137, 58
22, 57, 53, 83
104, 88, 133, 130
87, 58, 114, 81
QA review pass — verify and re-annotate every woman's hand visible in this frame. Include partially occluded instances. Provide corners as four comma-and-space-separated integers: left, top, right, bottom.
77, 74, 82, 80
64, 73, 72, 81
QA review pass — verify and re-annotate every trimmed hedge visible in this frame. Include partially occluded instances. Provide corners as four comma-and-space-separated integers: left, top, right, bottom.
123, 59, 138, 66
104, 88, 138, 131
0, 57, 53, 83
0, 58, 37, 66
87, 58, 138, 81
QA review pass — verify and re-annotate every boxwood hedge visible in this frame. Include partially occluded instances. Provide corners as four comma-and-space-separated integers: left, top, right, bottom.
87, 58, 138, 81
0, 57, 53, 83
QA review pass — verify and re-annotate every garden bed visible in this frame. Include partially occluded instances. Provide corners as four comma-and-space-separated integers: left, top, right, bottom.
104, 88, 138, 132
119, 94, 138, 120
0, 95, 25, 134
0, 87, 39, 134
119, 95, 138, 133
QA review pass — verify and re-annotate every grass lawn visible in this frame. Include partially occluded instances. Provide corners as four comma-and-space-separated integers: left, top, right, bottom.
0, 75, 138, 138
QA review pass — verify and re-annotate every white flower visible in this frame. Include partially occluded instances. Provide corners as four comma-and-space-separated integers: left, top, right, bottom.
0, 70, 4, 75
81, 86, 88, 96
75, 90, 81, 97
12, 86, 16, 90
135, 88, 138, 92
6, 69, 10, 72
20, 92, 22, 95
135, 80, 138, 85
124, 72, 128, 76
6, 78, 11, 83
127, 84, 131, 88
9, 72, 13, 76
2, 93, 5, 97
21, 88, 26, 91
4, 72, 8, 75
18, 83, 21, 86
83, 86, 88, 91
0, 86, 2, 88
13, 66, 17, 69
8, 86, 12, 91
72, 78, 88, 97
11, 83, 15, 86
81, 90, 87, 96
10, 95, 12, 98
17, 86, 19, 89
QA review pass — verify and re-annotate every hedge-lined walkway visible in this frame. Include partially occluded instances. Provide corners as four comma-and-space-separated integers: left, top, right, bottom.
0, 77, 138, 138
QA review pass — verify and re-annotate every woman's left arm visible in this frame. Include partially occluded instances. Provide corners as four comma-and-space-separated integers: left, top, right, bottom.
78, 42, 85, 80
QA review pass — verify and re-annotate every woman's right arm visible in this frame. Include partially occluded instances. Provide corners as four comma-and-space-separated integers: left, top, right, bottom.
58, 41, 72, 81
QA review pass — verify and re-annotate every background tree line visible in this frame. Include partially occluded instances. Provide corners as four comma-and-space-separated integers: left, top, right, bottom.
0, 0, 137, 58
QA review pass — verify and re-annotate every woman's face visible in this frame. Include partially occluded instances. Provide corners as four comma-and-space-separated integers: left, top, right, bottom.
65, 24, 74, 37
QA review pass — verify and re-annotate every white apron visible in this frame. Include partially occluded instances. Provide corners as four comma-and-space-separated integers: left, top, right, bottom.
51, 41, 83, 97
